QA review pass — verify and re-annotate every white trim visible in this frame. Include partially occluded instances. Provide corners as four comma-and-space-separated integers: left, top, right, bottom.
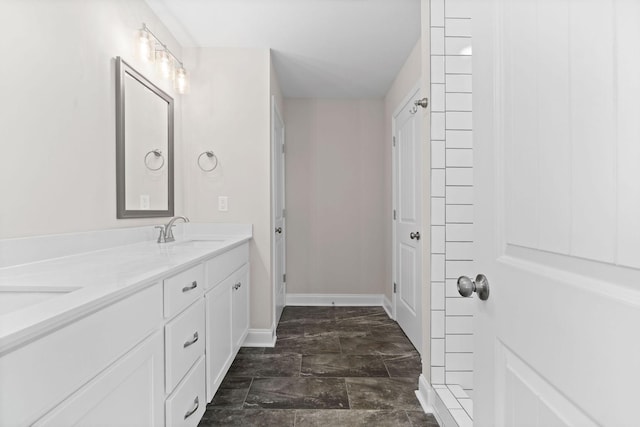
242, 324, 276, 347
383, 295, 394, 319
270, 95, 286, 327
415, 374, 435, 414
416, 374, 458, 427
285, 293, 385, 307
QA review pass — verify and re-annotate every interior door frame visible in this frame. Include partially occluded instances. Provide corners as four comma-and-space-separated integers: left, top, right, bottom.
271, 95, 286, 326
392, 80, 422, 323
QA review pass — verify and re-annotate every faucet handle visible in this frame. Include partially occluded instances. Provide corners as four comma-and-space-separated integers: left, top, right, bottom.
154, 225, 166, 243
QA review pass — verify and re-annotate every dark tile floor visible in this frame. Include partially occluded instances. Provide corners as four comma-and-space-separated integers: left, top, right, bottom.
198, 306, 439, 427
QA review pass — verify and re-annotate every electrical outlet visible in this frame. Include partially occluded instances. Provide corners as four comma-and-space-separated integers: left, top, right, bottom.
140, 195, 150, 210
218, 196, 228, 212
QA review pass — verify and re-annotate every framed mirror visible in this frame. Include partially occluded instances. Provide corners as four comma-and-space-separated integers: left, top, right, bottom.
116, 56, 174, 218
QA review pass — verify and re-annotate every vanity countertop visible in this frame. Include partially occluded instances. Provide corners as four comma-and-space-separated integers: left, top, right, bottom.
0, 224, 252, 353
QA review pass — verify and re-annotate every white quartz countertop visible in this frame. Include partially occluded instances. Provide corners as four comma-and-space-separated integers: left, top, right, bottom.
0, 224, 252, 353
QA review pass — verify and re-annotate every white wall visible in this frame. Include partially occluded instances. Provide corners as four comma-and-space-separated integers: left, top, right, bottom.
182, 47, 273, 330
0, 0, 184, 238
284, 99, 386, 296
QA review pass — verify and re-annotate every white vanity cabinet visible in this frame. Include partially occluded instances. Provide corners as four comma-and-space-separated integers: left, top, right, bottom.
2, 284, 165, 427
204, 243, 250, 401
205, 274, 233, 401
0, 234, 251, 427
231, 265, 249, 351
33, 331, 165, 427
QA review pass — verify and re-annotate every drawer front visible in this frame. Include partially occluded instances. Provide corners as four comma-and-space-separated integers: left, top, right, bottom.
164, 264, 204, 318
165, 299, 205, 393
205, 243, 249, 290
166, 357, 206, 427
0, 284, 163, 427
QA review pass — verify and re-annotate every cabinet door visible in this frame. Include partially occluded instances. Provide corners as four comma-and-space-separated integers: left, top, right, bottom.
34, 332, 164, 427
231, 265, 250, 351
205, 276, 233, 402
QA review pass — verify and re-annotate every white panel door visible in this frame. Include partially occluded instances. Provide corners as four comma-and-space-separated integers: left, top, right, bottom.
473, 1, 640, 426
394, 86, 422, 352
272, 97, 286, 324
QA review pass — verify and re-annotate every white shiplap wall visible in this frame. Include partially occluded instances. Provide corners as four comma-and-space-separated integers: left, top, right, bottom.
430, 0, 474, 401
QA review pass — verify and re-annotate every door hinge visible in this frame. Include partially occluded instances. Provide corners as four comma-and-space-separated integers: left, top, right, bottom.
282, 143, 285, 153
392, 136, 396, 147
393, 282, 397, 293
393, 209, 396, 220
283, 274, 286, 282
282, 208, 286, 218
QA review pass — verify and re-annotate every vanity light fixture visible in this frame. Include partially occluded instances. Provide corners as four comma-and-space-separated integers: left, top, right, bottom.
156, 48, 174, 79
137, 23, 189, 94
174, 66, 189, 94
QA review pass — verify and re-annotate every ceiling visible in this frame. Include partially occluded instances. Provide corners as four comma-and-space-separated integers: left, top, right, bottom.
145, 0, 421, 98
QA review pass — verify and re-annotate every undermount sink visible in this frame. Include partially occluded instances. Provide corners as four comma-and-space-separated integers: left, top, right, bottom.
171, 239, 226, 248
0, 285, 80, 316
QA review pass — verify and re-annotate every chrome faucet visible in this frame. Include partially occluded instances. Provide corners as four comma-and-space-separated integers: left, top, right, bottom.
164, 216, 189, 242
155, 216, 190, 243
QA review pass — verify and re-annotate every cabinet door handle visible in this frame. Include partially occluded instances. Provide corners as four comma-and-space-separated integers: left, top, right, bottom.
233, 282, 241, 290
183, 331, 199, 348
184, 396, 199, 420
182, 281, 198, 293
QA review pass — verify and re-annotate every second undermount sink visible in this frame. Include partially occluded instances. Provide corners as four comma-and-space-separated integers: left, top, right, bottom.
0, 285, 80, 316
171, 239, 227, 248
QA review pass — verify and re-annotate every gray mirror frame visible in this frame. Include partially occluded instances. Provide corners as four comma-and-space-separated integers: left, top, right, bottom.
116, 56, 174, 218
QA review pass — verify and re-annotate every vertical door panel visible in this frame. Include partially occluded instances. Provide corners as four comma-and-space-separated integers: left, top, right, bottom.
272, 98, 286, 323
394, 87, 422, 352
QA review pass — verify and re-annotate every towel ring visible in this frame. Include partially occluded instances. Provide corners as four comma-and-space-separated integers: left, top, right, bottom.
144, 149, 165, 171
197, 151, 218, 172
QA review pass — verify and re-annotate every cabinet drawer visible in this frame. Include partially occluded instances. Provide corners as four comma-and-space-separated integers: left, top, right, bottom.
164, 264, 204, 318
166, 357, 206, 427
205, 243, 249, 290
165, 299, 205, 393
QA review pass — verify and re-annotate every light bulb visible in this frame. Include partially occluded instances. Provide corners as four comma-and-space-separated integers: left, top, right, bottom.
138, 29, 153, 62
175, 67, 189, 94
156, 49, 173, 79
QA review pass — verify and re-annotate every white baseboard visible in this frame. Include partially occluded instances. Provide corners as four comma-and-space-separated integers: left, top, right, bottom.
416, 374, 435, 414
416, 374, 459, 427
383, 296, 394, 319
285, 293, 386, 306
242, 325, 276, 347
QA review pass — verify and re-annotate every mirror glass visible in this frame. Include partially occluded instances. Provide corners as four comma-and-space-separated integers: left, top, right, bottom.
116, 56, 174, 218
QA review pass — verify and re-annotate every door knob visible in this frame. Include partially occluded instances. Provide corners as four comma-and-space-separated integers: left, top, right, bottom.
414, 97, 429, 108
275, 227, 282, 234
457, 274, 490, 300
410, 231, 421, 240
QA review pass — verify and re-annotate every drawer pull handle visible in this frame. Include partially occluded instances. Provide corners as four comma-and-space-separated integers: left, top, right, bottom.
183, 331, 199, 348
182, 281, 198, 293
184, 396, 199, 420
